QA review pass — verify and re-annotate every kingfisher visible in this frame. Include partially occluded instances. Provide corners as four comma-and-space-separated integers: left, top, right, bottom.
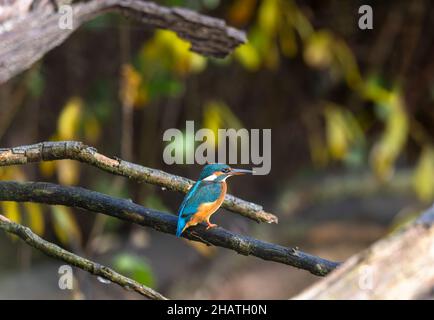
176, 164, 253, 237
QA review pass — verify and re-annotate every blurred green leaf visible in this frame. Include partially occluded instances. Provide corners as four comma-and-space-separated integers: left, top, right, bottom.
51, 206, 82, 247
144, 194, 170, 213
27, 67, 45, 98
113, 253, 155, 287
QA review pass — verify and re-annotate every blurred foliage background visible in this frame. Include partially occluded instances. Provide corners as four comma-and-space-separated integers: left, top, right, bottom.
1, 0, 434, 299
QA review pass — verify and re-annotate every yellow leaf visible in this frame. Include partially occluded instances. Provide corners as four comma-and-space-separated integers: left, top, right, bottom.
284, 0, 314, 41
51, 206, 82, 247
1, 167, 26, 181
189, 52, 207, 74
413, 147, 434, 202
83, 114, 101, 144
148, 30, 207, 76
24, 203, 45, 235
303, 31, 334, 69
334, 40, 363, 89
235, 43, 261, 71
324, 106, 348, 160
120, 64, 141, 107
57, 160, 80, 185
370, 93, 408, 180
203, 101, 243, 148
258, 0, 280, 35
39, 161, 56, 178
2, 201, 21, 224
58, 97, 83, 140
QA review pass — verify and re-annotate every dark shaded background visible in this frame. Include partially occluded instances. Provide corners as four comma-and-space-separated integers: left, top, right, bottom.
1, 0, 433, 299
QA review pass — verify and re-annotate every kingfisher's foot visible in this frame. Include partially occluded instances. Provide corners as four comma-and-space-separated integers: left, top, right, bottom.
206, 223, 218, 230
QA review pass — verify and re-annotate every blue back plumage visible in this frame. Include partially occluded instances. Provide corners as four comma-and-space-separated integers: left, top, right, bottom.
176, 180, 223, 237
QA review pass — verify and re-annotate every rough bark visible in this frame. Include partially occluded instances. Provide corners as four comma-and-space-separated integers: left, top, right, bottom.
0, 214, 168, 300
0, 141, 278, 224
294, 206, 434, 299
0, 181, 339, 276
0, 0, 246, 84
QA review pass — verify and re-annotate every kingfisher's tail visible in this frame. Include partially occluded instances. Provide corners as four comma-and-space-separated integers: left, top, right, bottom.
176, 218, 186, 237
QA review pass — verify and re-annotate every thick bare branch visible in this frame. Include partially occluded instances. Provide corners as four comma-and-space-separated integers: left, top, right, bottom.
294, 206, 434, 299
0, 181, 339, 276
0, 214, 167, 300
0, 0, 246, 83
0, 141, 278, 224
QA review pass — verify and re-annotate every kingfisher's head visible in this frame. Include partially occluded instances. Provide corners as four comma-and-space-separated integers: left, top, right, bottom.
198, 163, 253, 182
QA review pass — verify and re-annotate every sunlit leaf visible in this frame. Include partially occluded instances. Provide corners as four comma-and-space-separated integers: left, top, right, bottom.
51, 206, 82, 247
284, 0, 314, 41
39, 161, 56, 178
24, 203, 45, 236
370, 92, 408, 181
234, 43, 261, 71
120, 64, 141, 108
203, 101, 243, 148
2, 201, 21, 224
324, 106, 349, 160
83, 113, 101, 144
413, 146, 434, 202
303, 31, 334, 69
145, 30, 207, 76
58, 97, 83, 140
334, 40, 363, 89
57, 160, 80, 186
258, 0, 279, 36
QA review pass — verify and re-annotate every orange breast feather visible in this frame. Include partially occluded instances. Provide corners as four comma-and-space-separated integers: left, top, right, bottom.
190, 182, 227, 225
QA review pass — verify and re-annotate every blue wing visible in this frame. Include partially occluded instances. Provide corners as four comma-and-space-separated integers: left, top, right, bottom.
176, 181, 222, 237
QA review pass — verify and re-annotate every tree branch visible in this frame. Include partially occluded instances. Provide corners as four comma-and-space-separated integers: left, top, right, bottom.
0, 181, 339, 276
0, 0, 246, 84
0, 214, 167, 300
294, 205, 434, 299
0, 141, 278, 224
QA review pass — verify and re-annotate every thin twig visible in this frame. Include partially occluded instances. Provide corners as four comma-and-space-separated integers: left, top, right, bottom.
0, 214, 168, 300
0, 181, 339, 276
0, 141, 278, 224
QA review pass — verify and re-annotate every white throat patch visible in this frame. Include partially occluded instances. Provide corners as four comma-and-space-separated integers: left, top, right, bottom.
203, 174, 217, 181
203, 174, 230, 182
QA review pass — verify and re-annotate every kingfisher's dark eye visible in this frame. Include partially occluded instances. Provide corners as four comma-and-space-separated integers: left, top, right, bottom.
222, 168, 230, 173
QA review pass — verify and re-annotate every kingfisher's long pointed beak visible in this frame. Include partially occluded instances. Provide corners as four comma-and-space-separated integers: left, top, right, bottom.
230, 168, 254, 175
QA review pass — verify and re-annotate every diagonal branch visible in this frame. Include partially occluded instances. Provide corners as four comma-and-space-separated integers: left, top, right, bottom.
0, 0, 246, 84
0, 214, 167, 300
0, 141, 278, 224
0, 181, 339, 276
